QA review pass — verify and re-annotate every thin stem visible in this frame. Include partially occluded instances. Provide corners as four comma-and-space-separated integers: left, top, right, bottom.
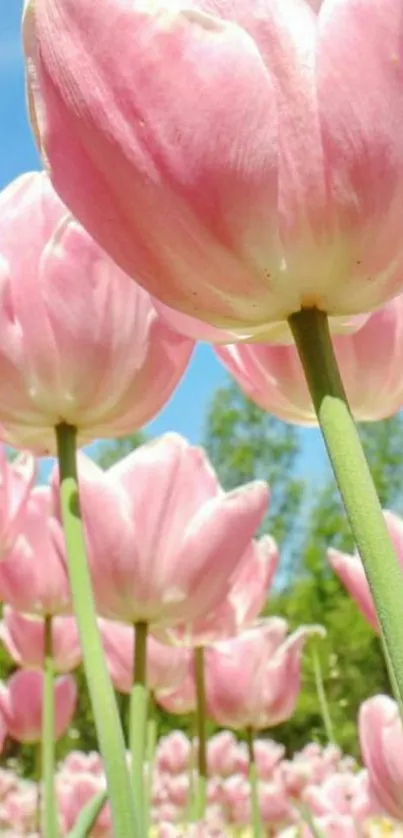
130, 621, 148, 832
312, 646, 336, 744
42, 615, 58, 838
194, 646, 207, 820
55, 423, 138, 838
289, 309, 403, 710
246, 727, 261, 838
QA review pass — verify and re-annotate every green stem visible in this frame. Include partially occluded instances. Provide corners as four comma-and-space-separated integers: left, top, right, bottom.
311, 646, 336, 744
130, 621, 148, 832
246, 727, 261, 838
289, 309, 403, 710
194, 646, 207, 820
145, 695, 158, 836
55, 423, 138, 838
42, 615, 58, 838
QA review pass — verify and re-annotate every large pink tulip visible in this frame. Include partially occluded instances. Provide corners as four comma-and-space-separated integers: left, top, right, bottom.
205, 619, 324, 730
98, 618, 190, 694
157, 535, 279, 646
0, 606, 81, 673
359, 694, 403, 821
52, 434, 269, 627
0, 669, 77, 744
0, 448, 35, 559
0, 172, 193, 454
0, 486, 71, 616
24, 0, 403, 339
215, 296, 403, 425
328, 509, 403, 633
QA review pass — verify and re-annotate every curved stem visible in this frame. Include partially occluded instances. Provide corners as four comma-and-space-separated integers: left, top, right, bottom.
130, 621, 148, 832
289, 309, 403, 709
42, 615, 58, 838
55, 423, 138, 838
246, 727, 261, 838
311, 646, 336, 744
194, 646, 207, 819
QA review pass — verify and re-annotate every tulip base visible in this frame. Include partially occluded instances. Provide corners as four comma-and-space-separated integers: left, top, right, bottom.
289, 308, 403, 709
55, 423, 138, 838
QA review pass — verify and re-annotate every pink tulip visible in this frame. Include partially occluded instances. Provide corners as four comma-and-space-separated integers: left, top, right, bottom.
0, 669, 77, 743
24, 0, 403, 339
53, 434, 269, 626
57, 771, 110, 837
205, 619, 324, 730
207, 732, 248, 779
156, 535, 279, 647
61, 750, 103, 775
155, 732, 191, 776
0, 171, 193, 454
0, 449, 35, 559
253, 739, 285, 781
328, 509, 403, 633
155, 670, 197, 717
359, 694, 403, 821
0, 606, 81, 673
98, 618, 190, 694
0, 486, 70, 616
215, 296, 403, 425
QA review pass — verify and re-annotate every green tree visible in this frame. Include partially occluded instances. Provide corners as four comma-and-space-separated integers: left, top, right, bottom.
203, 381, 305, 551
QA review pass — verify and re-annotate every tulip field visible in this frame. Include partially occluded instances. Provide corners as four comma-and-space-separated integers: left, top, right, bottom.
3, 0, 403, 836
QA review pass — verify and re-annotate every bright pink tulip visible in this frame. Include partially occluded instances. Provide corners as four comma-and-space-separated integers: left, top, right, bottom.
0, 171, 193, 454
0, 606, 81, 673
0, 669, 77, 743
215, 296, 403, 425
328, 509, 403, 633
0, 449, 35, 559
0, 486, 70, 616
359, 694, 403, 821
98, 618, 190, 694
205, 619, 324, 730
54, 434, 269, 626
24, 0, 403, 339
157, 535, 279, 646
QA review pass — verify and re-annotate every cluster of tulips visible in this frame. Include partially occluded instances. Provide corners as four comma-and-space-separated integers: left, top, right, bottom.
1, 0, 403, 834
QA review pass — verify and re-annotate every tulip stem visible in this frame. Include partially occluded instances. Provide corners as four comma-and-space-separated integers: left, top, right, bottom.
194, 646, 207, 819
130, 621, 148, 832
42, 615, 58, 838
246, 727, 262, 838
55, 423, 138, 838
311, 646, 336, 744
289, 308, 403, 710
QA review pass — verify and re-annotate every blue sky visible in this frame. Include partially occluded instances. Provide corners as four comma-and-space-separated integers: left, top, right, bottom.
0, 0, 326, 480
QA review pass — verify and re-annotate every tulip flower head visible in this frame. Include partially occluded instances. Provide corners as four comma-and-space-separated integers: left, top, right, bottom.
0, 171, 193, 453
23, 0, 403, 338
